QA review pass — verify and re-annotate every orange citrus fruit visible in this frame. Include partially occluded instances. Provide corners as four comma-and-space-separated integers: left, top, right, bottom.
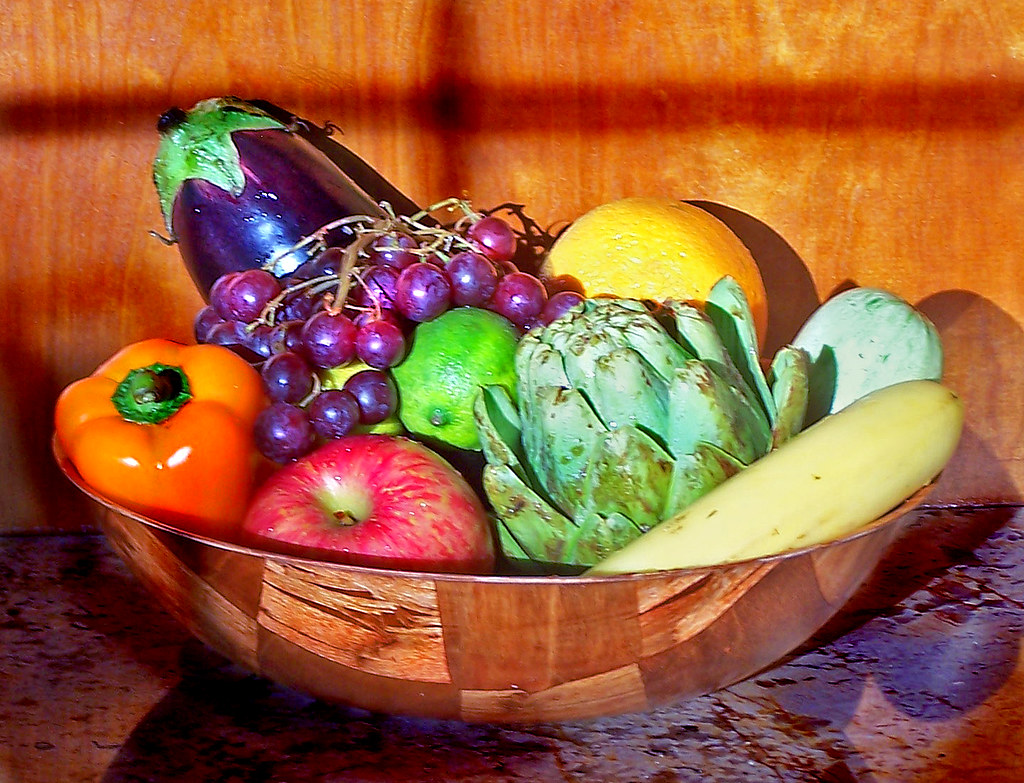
542, 198, 768, 344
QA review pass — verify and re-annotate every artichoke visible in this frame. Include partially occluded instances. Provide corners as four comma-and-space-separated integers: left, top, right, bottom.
473, 276, 810, 569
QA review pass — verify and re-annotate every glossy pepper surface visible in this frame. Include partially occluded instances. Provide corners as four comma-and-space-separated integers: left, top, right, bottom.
55, 339, 267, 537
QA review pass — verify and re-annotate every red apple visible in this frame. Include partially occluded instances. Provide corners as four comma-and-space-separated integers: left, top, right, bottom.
242, 434, 495, 573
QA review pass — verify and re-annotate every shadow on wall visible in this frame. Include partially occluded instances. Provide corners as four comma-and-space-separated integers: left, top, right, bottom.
688, 200, 821, 355
0, 343, 99, 532
693, 200, 1022, 506
918, 290, 1023, 504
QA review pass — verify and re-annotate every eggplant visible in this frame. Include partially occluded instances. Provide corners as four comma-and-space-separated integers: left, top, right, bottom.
152, 97, 420, 298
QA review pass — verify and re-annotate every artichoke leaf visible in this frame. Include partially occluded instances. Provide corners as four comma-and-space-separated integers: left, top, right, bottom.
660, 299, 729, 363
534, 315, 573, 355
667, 359, 771, 465
514, 338, 570, 468
512, 329, 542, 382
482, 463, 579, 563
495, 522, 536, 564
662, 441, 745, 518
559, 328, 616, 391
617, 316, 693, 385
768, 345, 811, 448
661, 299, 765, 413
473, 385, 526, 477
705, 276, 777, 425
514, 335, 569, 415
587, 346, 669, 438
534, 301, 599, 355
579, 424, 676, 531
563, 510, 645, 566
601, 297, 648, 314
497, 524, 587, 575
803, 345, 839, 426
497, 523, 531, 560
581, 299, 690, 382
522, 385, 607, 517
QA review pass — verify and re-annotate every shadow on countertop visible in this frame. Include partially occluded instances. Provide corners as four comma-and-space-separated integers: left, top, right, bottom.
100, 637, 874, 783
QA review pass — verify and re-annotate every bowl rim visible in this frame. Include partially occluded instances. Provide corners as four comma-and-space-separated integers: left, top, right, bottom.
52, 433, 934, 585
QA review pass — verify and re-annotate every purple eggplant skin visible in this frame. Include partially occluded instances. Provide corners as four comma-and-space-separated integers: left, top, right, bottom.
153, 97, 420, 299
246, 99, 422, 218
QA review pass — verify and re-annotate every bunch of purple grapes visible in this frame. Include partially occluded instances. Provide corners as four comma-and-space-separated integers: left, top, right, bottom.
193, 201, 584, 464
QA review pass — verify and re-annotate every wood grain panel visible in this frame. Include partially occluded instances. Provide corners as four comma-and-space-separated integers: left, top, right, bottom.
256, 630, 463, 718
3, 0, 1023, 531
258, 562, 450, 682
638, 563, 775, 657
459, 663, 649, 723
436, 577, 643, 692
99, 511, 261, 671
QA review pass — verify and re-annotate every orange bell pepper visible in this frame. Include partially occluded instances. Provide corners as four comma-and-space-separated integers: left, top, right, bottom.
55, 338, 267, 538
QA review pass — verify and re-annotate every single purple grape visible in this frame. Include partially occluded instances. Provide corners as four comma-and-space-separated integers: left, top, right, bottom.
490, 271, 548, 327
300, 310, 358, 368
352, 308, 405, 331
254, 402, 316, 463
342, 369, 398, 424
242, 324, 276, 359
211, 268, 282, 323
307, 389, 361, 439
540, 290, 585, 325
264, 319, 306, 355
203, 320, 264, 363
355, 319, 407, 369
261, 351, 315, 404
394, 262, 452, 322
368, 233, 419, 269
279, 286, 322, 321
203, 319, 244, 346
193, 305, 224, 343
445, 251, 498, 307
208, 271, 240, 314
493, 258, 521, 277
467, 215, 517, 262
310, 246, 346, 278
353, 264, 401, 312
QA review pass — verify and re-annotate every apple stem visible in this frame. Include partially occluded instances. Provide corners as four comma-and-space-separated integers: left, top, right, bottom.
333, 509, 360, 526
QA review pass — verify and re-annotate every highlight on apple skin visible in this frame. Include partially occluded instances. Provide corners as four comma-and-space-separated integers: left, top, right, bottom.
241, 434, 496, 574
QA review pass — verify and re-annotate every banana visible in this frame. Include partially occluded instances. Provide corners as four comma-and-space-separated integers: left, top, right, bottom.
587, 379, 963, 575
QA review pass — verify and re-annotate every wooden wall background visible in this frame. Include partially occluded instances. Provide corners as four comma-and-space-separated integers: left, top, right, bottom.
2, 0, 1021, 532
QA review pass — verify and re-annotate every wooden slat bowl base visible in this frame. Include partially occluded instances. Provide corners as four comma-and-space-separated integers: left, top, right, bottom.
54, 439, 932, 723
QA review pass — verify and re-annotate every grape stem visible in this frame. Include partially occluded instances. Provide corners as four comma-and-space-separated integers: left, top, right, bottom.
326, 230, 378, 316
297, 369, 322, 408
248, 197, 531, 330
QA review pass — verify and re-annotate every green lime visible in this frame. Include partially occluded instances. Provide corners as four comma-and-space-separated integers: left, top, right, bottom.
392, 307, 519, 450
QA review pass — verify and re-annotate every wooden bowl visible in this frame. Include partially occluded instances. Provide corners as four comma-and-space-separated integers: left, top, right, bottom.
54, 438, 932, 723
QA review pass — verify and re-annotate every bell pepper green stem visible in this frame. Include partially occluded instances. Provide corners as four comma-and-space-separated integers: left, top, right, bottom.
111, 363, 193, 424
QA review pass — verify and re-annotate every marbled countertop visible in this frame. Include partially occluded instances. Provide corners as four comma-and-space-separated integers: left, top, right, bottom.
3, 505, 1024, 782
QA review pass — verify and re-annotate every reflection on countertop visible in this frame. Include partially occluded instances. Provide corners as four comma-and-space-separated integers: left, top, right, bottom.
2, 504, 1023, 782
